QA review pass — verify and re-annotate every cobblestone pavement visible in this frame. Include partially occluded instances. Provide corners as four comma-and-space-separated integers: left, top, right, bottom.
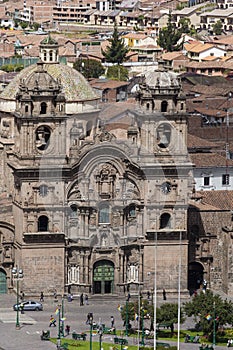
0, 294, 229, 350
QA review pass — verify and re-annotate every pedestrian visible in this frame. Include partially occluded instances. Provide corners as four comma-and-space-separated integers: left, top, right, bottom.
111, 316, 115, 328
49, 315, 56, 327
227, 339, 233, 347
20, 302, 24, 314
203, 280, 207, 293
163, 289, 167, 300
68, 294, 73, 302
85, 294, 89, 305
20, 291, 25, 301
54, 290, 57, 301
127, 293, 131, 301
40, 291, 44, 302
147, 291, 150, 299
86, 313, 90, 325
80, 293, 84, 306
65, 325, 70, 336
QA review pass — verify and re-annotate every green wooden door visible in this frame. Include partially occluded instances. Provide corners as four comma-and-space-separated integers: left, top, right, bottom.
0, 269, 7, 294
93, 260, 114, 294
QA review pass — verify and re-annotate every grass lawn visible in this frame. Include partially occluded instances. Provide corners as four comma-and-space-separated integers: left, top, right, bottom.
50, 338, 139, 350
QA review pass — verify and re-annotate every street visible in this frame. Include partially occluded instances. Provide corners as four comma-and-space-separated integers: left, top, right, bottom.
0, 294, 229, 350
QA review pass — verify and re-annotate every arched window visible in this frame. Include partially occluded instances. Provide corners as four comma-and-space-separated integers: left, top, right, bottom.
99, 204, 110, 224
25, 105, 29, 113
39, 184, 48, 197
43, 51, 47, 61
40, 102, 47, 115
38, 215, 49, 231
160, 213, 171, 229
128, 204, 136, 218
49, 50, 53, 61
157, 123, 171, 148
36, 126, 51, 151
70, 204, 78, 218
86, 121, 93, 137
161, 100, 168, 112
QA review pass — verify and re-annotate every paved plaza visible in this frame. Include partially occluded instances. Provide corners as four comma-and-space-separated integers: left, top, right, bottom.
0, 294, 229, 350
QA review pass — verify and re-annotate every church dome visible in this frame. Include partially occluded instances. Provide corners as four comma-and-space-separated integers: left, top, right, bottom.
144, 69, 180, 88
0, 62, 98, 103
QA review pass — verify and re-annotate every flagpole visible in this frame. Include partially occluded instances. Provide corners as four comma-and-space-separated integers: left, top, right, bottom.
177, 230, 182, 350
213, 301, 216, 347
154, 232, 157, 350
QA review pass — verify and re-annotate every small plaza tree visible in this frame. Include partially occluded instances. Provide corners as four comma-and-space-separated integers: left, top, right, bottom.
101, 21, 129, 64
184, 290, 233, 340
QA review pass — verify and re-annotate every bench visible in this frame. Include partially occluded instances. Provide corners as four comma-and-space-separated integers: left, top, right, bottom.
156, 342, 171, 348
41, 330, 50, 340
103, 327, 116, 334
200, 346, 214, 350
72, 332, 87, 340
156, 323, 171, 330
114, 337, 128, 345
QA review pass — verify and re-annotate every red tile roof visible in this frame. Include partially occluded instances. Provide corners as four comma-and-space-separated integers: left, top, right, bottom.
194, 190, 233, 210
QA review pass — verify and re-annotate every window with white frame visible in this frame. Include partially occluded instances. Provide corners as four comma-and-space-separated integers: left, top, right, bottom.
127, 264, 139, 283
68, 265, 80, 284
222, 173, 230, 186
203, 176, 210, 186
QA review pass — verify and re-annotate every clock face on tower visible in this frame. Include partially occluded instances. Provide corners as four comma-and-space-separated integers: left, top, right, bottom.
161, 182, 172, 194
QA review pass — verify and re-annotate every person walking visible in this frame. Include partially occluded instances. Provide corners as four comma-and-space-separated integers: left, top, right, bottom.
40, 291, 44, 302
111, 316, 115, 328
80, 293, 84, 306
20, 291, 25, 301
65, 325, 70, 336
163, 289, 167, 300
49, 315, 56, 327
85, 294, 89, 305
86, 313, 90, 325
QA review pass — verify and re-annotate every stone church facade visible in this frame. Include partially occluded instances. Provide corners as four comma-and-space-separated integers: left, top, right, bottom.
0, 36, 193, 296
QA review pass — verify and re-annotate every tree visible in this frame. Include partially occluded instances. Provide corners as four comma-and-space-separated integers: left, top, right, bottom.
73, 58, 105, 79
158, 13, 182, 52
212, 20, 223, 35
20, 21, 28, 30
183, 290, 233, 339
102, 21, 129, 64
120, 299, 185, 332
106, 65, 128, 81
157, 303, 185, 326
178, 17, 191, 34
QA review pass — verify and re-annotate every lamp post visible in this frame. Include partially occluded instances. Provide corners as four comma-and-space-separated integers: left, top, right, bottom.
89, 313, 93, 350
141, 303, 145, 346
213, 301, 216, 347
61, 296, 64, 337
12, 267, 24, 330
57, 305, 61, 340
99, 324, 103, 350
125, 299, 129, 336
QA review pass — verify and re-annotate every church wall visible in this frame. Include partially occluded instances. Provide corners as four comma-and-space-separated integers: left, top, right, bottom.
188, 207, 233, 294
21, 246, 65, 295
144, 241, 188, 292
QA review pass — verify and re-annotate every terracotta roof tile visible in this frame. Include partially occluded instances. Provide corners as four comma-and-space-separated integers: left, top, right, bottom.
195, 190, 233, 210
187, 134, 217, 149
190, 152, 233, 167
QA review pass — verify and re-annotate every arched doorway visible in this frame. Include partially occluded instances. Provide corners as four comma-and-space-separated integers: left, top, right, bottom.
93, 260, 114, 294
0, 269, 7, 294
188, 262, 204, 293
